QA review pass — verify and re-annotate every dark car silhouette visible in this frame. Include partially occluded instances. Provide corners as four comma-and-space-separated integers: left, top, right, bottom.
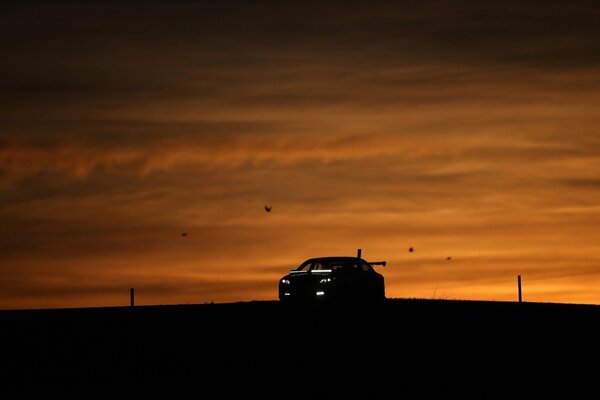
279, 256, 386, 302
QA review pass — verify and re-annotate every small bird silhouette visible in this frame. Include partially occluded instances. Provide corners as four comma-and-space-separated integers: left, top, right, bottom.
181, 233, 188, 237
447, 256, 452, 261
264, 205, 272, 212
409, 247, 414, 253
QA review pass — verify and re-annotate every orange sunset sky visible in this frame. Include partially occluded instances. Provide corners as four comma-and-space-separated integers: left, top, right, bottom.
1, 1, 600, 309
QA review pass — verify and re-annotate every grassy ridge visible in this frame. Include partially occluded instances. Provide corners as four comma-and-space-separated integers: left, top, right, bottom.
1, 299, 597, 396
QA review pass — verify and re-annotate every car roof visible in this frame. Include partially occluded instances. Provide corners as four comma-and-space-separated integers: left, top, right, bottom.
306, 256, 366, 263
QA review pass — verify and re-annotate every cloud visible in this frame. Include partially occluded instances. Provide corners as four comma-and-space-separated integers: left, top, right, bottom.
0, 134, 409, 186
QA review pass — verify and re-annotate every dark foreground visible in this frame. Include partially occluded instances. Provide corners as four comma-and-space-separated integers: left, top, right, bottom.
1, 299, 599, 396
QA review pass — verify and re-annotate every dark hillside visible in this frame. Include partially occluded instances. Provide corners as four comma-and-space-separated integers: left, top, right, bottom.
1, 299, 598, 396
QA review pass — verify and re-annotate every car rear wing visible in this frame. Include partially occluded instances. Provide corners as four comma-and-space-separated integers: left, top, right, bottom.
369, 261, 386, 267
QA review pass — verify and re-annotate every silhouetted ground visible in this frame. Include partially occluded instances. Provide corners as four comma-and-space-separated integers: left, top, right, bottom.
1, 299, 598, 397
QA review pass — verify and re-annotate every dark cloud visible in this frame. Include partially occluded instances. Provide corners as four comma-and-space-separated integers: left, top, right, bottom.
2, 1, 599, 105
560, 178, 600, 189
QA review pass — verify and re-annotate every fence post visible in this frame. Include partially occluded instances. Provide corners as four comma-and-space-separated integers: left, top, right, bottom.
130, 288, 135, 308
517, 275, 522, 303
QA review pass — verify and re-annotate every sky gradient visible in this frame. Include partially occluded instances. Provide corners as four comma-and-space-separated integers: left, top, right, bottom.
2, 0, 600, 309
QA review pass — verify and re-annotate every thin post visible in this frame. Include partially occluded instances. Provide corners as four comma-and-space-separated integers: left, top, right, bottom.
357, 248, 362, 259
517, 275, 522, 303
130, 287, 135, 308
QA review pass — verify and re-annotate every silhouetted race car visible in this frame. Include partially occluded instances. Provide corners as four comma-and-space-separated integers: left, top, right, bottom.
279, 256, 386, 302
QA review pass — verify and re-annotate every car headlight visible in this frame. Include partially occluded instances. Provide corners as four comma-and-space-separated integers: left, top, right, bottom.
319, 277, 332, 284
281, 279, 291, 285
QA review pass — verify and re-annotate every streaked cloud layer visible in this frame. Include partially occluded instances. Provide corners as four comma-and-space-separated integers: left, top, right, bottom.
1, 1, 600, 308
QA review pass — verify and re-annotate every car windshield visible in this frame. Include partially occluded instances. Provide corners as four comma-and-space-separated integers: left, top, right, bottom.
330, 260, 358, 272
295, 258, 369, 272
296, 260, 313, 271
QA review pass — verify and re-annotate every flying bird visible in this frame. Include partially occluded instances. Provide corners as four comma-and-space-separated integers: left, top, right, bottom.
447, 256, 452, 261
409, 247, 414, 253
264, 205, 272, 212
181, 233, 188, 237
